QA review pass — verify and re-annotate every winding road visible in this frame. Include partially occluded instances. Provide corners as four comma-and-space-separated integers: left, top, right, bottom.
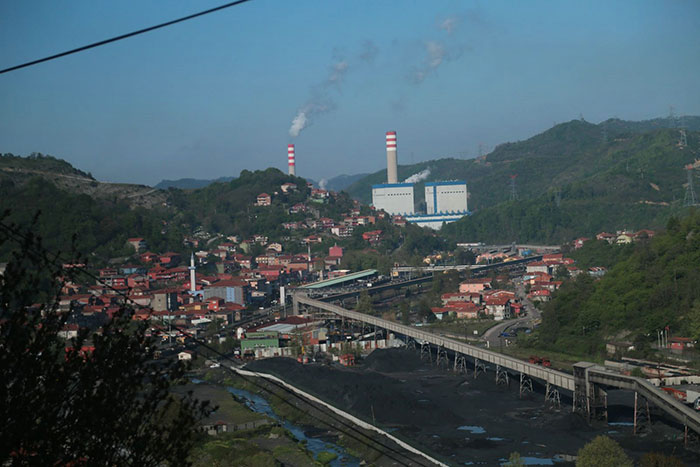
481, 281, 540, 348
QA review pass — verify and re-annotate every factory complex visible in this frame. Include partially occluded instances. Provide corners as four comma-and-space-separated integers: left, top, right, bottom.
371, 131, 470, 229
287, 130, 470, 230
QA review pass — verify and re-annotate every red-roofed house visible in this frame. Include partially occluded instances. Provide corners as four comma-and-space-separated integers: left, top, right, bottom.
572, 237, 590, 249
280, 182, 297, 193
159, 252, 181, 267
596, 232, 617, 244
528, 289, 551, 302
256, 193, 272, 206
446, 301, 481, 319
526, 261, 550, 274
362, 230, 383, 245
459, 278, 492, 294
140, 251, 158, 263
484, 295, 511, 320
127, 237, 147, 252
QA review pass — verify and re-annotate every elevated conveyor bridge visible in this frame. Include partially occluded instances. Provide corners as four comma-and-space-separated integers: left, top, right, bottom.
294, 295, 700, 438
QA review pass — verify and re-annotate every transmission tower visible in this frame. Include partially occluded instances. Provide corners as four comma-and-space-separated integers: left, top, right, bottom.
679, 129, 688, 149
684, 165, 698, 207
510, 174, 518, 201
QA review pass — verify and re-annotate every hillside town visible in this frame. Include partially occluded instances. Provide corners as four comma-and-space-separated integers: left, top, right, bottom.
51, 178, 695, 373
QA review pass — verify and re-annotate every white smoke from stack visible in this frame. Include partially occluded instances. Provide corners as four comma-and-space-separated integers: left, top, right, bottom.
289, 111, 308, 138
319, 179, 328, 190
328, 61, 348, 84
288, 59, 349, 138
439, 16, 459, 34
410, 15, 469, 84
403, 168, 431, 183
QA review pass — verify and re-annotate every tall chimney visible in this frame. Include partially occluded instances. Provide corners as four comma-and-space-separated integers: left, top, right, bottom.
287, 144, 296, 176
386, 131, 397, 184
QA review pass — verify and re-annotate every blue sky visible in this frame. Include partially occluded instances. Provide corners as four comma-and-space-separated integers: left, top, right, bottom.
1, 0, 699, 185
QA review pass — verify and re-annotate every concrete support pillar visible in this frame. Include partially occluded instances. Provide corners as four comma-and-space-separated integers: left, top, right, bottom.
292, 295, 299, 315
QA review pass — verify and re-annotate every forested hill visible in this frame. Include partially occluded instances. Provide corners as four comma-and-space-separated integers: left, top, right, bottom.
528, 209, 700, 358
0, 161, 313, 263
343, 117, 699, 243
154, 177, 236, 190
441, 125, 698, 243
345, 116, 700, 208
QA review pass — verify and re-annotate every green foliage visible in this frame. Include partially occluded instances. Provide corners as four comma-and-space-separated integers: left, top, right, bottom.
533, 209, 700, 359
567, 240, 637, 269
316, 451, 338, 465
504, 451, 525, 467
0, 177, 183, 263
346, 122, 698, 244
399, 301, 410, 325
356, 291, 374, 315
170, 168, 310, 237
191, 435, 278, 467
576, 435, 633, 467
0, 152, 93, 178
639, 451, 685, 467
0, 228, 211, 465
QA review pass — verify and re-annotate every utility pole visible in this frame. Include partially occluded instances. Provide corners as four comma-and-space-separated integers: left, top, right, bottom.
684, 165, 698, 207
510, 174, 518, 201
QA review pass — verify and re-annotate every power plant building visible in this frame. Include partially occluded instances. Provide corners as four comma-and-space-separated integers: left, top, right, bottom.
371, 131, 416, 215
369, 130, 470, 227
425, 181, 468, 214
371, 183, 415, 215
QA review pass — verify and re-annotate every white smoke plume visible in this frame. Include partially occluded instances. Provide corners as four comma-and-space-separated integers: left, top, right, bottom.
439, 16, 459, 34
289, 111, 308, 138
410, 14, 469, 84
328, 60, 348, 84
289, 58, 350, 138
319, 178, 328, 190
403, 168, 431, 183
289, 39, 385, 138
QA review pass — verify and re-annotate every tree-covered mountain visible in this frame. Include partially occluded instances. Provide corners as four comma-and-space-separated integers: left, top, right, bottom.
323, 173, 370, 192
154, 177, 236, 190
0, 158, 313, 263
525, 209, 700, 358
344, 117, 699, 243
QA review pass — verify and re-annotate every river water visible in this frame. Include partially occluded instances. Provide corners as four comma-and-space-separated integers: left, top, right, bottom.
226, 386, 360, 466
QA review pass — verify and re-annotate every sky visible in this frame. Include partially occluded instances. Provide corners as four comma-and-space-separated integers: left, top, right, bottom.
1, 0, 699, 186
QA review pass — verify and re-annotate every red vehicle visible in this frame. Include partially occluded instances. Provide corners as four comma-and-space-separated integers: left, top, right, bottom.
529, 355, 551, 367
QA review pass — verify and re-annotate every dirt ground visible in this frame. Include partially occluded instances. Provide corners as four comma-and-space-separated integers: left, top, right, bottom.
247, 348, 700, 466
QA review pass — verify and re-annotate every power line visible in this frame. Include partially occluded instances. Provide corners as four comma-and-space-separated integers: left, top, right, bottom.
0, 219, 433, 466
0, 0, 254, 75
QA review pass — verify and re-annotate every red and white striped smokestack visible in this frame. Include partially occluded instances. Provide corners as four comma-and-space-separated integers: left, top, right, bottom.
386, 131, 398, 184
287, 144, 296, 176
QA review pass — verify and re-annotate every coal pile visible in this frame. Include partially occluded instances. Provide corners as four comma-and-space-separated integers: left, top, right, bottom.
362, 348, 423, 373
247, 356, 462, 426
244, 351, 699, 465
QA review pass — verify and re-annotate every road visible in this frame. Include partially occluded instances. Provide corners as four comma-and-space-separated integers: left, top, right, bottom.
481, 281, 540, 348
